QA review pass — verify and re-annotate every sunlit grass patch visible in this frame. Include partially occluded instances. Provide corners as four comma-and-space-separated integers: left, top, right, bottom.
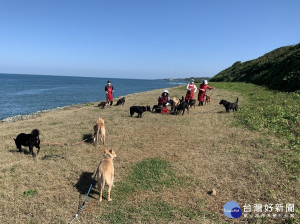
211, 82, 300, 150
113, 158, 187, 199
129, 158, 178, 190
99, 158, 193, 223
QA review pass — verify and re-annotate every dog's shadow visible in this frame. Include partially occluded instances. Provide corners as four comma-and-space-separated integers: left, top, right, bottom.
74, 172, 98, 199
82, 134, 93, 144
8, 148, 36, 157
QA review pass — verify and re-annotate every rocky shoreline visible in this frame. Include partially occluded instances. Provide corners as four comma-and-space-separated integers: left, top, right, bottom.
1, 103, 90, 123
1, 88, 179, 123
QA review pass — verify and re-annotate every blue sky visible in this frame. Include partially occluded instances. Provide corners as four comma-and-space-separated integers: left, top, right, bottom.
0, 0, 299, 79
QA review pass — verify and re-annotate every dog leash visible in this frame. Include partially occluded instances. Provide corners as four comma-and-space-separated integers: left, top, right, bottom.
69, 159, 102, 224
209, 88, 215, 97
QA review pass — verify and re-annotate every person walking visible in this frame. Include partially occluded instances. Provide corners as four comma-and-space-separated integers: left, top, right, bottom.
198, 80, 214, 106
185, 79, 197, 102
105, 80, 114, 106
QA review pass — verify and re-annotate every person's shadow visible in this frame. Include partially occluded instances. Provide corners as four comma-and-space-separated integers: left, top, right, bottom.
74, 171, 98, 199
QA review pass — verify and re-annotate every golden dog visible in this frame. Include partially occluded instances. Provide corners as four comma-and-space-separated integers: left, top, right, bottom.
97, 148, 117, 201
172, 97, 180, 106
171, 97, 180, 111
93, 118, 105, 145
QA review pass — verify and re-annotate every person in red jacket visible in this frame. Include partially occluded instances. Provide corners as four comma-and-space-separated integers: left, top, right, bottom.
105, 80, 114, 106
198, 80, 214, 106
157, 90, 171, 114
158, 90, 170, 105
185, 79, 197, 102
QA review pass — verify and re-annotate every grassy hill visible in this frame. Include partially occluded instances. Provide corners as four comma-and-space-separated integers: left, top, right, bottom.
210, 43, 300, 91
163, 77, 211, 83
0, 85, 299, 223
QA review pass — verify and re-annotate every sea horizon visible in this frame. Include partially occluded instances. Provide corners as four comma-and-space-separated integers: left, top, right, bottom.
0, 72, 175, 81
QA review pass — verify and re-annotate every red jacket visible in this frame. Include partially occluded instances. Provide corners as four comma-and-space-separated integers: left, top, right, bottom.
158, 95, 169, 105
185, 84, 196, 101
105, 85, 114, 101
198, 84, 213, 102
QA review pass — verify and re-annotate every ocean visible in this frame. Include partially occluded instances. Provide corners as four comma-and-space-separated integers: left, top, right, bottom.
0, 73, 183, 121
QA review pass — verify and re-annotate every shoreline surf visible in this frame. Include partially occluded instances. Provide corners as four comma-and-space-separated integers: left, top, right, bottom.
1, 87, 182, 122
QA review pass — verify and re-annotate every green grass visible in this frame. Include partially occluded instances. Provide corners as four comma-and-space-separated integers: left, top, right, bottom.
23, 189, 38, 197
98, 84, 299, 223
211, 82, 300, 175
113, 158, 186, 198
99, 158, 200, 223
211, 82, 300, 150
102, 199, 175, 223
129, 158, 178, 190
179, 81, 299, 150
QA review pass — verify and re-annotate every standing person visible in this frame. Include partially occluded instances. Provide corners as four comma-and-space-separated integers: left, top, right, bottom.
198, 80, 214, 106
105, 80, 114, 106
185, 79, 197, 101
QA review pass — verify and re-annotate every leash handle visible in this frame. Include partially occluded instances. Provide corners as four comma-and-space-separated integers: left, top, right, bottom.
69, 160, 101, 224
69, 214, 79, 224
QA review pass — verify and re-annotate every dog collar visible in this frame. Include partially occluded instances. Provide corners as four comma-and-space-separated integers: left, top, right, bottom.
105, 154, 111, 158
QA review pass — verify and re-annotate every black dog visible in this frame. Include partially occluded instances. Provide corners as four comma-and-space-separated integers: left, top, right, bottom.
14, 129, 40, 155
170, 100, 176, 111
175, 96, 189, 115
98, 101, 108, 109
219, 98, 239, 113
115, 97, 125, 106
152, 105, 162, 113
188, 99, 196, 109
130, 105, 151, 118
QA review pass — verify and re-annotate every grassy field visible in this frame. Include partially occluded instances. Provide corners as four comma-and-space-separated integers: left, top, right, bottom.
0, 84, 299, 223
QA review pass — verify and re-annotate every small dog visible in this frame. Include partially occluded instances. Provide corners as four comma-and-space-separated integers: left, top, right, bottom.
219, 98, 239, 112
98, 101, 108, 109
152, 103, 170, 113
97, 148, 117, 202
130, 105, 151, 118
188, 99, 196, 108
175, 96, 189, 115
152, 105, 162, 113
172, 97, 180, 106
14, 129, 40, 155
115, 97, 125, 106
171, 97, 180, 111
205, 95, 211, 105
152, 103, 171, 113
93, 118, 106, 145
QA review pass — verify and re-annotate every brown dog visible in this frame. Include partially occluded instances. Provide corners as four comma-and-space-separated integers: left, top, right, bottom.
93, 118, 106, 145
172, 97, 180, 106
171, 97, 180, 111
205, 95, 211, 105
97, 148, 117, 201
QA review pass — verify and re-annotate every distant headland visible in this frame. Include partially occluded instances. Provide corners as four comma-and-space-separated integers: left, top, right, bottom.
160, 77, 212, 83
